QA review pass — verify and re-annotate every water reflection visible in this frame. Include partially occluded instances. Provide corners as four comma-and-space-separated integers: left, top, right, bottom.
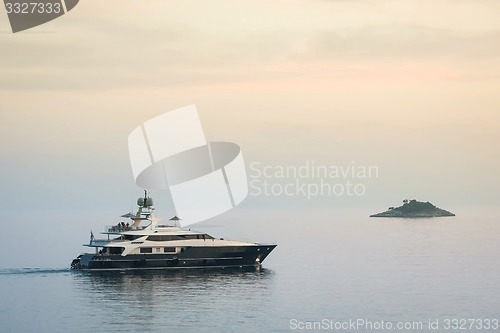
71, 268, 276, 332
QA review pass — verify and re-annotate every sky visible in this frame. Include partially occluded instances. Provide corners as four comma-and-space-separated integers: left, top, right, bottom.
1, 0, 499, 267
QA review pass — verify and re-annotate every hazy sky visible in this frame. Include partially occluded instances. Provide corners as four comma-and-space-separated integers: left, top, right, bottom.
1, 1, 499, 266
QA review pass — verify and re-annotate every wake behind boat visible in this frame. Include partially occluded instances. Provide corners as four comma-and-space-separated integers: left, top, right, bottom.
70, 192, 276, 271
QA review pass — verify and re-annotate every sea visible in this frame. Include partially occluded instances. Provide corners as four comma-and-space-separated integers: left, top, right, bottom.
1, 209, 499, 333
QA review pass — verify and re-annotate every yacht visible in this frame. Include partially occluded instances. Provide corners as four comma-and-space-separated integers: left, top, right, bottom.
70, 192, 276, 270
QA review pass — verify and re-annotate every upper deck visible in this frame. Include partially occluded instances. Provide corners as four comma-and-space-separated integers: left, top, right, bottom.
103, 224, 209, 236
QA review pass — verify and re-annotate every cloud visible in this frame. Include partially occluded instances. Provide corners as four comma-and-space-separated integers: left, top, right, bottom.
2, 0, 500, 92
311, 25, 500, 60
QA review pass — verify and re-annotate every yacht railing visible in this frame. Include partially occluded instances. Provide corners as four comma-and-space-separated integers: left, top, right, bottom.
92, 237, 128, 243
104, 225, 148, 233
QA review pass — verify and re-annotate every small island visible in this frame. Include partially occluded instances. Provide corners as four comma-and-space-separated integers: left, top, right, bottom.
370, 199, 455, 218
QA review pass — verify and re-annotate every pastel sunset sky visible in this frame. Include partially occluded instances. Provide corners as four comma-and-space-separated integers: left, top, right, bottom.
1, 0, 499, 216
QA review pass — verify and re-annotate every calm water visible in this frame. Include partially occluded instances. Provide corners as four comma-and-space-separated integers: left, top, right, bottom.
1, 209, 500, 333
